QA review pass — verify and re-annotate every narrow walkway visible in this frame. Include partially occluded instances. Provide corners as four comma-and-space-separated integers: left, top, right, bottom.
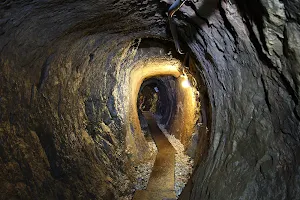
133, 112, 176, 200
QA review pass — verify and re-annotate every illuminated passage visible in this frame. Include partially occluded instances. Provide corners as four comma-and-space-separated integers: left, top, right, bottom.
133, 112, 176, 200
119, 57, 201, 199
119, 58, 200, 162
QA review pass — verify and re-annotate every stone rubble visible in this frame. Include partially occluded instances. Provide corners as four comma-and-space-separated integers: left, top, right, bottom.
131, 116, 193, 199
132, 140, 158, 190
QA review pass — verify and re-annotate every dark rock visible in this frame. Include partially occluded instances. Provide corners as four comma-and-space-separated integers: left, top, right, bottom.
107, 95, 117, 118
0, 0, 299, 199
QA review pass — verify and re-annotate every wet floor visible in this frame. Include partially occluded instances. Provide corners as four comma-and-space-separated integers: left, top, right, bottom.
133, 112, 176, 200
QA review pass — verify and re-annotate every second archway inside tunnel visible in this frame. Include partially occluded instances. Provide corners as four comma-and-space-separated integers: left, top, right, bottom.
137, 76, 176, 130
115, 38, 212, 200
133, 72, 201, 198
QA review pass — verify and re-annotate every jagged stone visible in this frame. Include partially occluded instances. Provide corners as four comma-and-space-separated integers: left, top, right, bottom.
0, 0, 299, 200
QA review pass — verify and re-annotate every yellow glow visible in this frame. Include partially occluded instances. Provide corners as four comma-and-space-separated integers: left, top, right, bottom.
181, 78, 191, 88
166, 64, 178, 71
126, 58, 182, 161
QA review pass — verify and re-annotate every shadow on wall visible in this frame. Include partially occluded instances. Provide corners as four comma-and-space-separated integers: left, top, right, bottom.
187, 0, 219, 25
169, 0, 273, 53
163, 0, 219, 51
235, 0, 268, 49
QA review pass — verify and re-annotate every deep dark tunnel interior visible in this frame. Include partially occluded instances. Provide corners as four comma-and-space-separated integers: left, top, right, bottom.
138, 77, 176, 125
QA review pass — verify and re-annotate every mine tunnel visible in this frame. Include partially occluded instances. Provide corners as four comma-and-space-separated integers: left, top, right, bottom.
1, 0, 300, 200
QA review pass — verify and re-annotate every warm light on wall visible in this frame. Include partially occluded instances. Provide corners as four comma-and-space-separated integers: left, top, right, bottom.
181, 75, 191, 88
165, 64, 180, 72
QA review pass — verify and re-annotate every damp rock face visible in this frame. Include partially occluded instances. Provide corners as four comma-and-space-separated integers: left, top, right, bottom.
0, 0, 300, 200
177, 0, 300, 199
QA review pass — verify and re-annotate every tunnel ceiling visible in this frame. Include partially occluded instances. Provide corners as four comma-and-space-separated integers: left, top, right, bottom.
1, 0, 300, 200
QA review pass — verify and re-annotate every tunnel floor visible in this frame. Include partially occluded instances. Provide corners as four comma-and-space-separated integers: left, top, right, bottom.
133, 112, 177, 200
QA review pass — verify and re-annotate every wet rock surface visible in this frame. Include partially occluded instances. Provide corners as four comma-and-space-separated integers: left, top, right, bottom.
0, 0, 300, 200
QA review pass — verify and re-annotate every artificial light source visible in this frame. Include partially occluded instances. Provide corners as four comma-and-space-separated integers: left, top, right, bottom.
181, 77, 191, 88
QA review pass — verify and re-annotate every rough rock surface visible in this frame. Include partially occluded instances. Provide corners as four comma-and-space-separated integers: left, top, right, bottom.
0, 0, 300, 200
132, 141, 157, 191
176, 0, 300, 199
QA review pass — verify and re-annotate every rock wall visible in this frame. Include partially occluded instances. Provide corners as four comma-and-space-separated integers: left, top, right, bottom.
177, 0, 300, 199
169, 74, 199, 147
0, 0, 299, 199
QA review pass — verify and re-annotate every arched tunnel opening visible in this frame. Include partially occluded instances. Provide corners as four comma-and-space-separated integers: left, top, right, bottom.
137, 77, 175, 129
1, 0, 300, 200
122, 44, 212, 198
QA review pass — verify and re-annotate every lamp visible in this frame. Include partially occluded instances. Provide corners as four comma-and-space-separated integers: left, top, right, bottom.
180, 70, 191, 88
